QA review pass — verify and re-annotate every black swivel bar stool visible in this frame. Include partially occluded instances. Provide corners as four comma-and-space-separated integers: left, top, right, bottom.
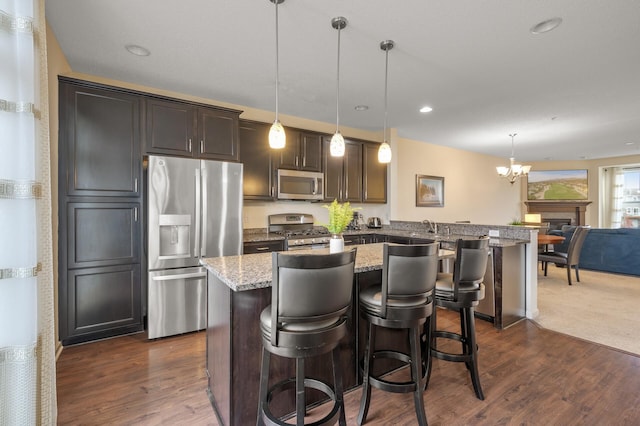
257, 249, 357, 426
425, 236, 490, 400
357, 243, 439, 426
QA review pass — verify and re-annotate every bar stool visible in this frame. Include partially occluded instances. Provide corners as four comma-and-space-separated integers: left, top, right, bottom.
357, 243, 439, 426
257, 249, 357, 426
425, 236, 489, 400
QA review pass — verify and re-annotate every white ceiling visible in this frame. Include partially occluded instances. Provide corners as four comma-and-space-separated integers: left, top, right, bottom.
45, 0, 640, 162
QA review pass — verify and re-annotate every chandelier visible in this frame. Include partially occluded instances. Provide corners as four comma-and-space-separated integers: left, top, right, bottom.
496, 133, 531, 184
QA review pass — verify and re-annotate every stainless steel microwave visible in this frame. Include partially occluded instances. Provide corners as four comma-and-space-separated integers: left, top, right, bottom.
277, 169, 324, 200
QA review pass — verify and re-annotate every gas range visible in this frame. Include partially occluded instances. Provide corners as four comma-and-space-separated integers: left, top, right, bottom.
268, 213, 330, 250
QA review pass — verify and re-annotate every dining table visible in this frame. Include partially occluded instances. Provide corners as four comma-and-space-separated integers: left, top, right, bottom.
538, 234, 566, 250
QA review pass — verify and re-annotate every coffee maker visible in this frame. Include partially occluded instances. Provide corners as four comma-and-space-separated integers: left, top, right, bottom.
347, 212, 364, 230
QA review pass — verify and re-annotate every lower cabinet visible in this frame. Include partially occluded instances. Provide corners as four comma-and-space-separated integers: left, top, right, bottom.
63, 264, 142, 345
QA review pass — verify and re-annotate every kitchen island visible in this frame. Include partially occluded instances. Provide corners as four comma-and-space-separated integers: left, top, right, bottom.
201, 240, 526, 425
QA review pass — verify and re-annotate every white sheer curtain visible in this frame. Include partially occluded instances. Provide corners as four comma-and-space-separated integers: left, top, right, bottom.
606, 167, 625, 228
0, 0, 56, 424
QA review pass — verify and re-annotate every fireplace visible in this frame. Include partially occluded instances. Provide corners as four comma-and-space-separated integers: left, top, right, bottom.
524, 201, 592, 227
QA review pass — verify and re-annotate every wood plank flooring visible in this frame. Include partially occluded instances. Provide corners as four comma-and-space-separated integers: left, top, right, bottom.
56, 308, 640, 425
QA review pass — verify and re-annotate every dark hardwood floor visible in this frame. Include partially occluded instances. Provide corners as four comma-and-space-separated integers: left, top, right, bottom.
56, 308, 640, 425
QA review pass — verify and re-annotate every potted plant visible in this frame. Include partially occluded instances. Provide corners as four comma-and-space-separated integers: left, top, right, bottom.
323, 199, 359, 252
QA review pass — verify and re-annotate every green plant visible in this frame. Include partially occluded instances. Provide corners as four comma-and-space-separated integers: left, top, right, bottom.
509, 218, 523, 225
323, 199, 359, 234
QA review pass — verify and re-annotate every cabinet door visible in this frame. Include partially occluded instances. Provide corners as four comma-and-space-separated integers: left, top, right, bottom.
145, 98, 197, 156
62, 84, 141, 197
276, 128, 300, 170
198, 107, 240, 161
343, 235, 362, 246
67, 202, 141, 269
62, 264, 142, 345
323, 137, 344, 201
239, 121, 275, 200
343, 141, 363, 202
363, 142, 387, 203
299, 132, 323, 172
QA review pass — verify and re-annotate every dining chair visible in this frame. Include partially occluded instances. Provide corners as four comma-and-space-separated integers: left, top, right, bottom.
539, 226, 591, 285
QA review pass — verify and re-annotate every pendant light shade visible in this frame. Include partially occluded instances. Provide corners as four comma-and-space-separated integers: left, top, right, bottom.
330, 16, 347, 157
496, 133, 531, 184
268, 0, 286, 149
378, 40, 394, 164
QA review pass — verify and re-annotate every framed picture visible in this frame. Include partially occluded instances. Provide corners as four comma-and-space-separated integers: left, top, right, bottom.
416, 174, 444, 207
527, 169, 588, 200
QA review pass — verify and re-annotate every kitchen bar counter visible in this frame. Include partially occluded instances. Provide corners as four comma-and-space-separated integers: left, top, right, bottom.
202, 239, 528, 425
201, 243, 453, 291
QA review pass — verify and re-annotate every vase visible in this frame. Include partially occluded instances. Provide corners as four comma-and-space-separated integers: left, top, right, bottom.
329, 234, 344, 253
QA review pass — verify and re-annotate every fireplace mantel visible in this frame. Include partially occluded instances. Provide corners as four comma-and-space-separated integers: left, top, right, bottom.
524, 200, 592, 226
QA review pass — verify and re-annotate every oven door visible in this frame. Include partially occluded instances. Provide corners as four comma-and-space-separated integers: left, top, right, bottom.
287, 243, 329, 251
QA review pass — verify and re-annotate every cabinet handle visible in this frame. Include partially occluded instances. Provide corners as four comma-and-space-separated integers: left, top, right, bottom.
134, 178, 138, 193
256, 247, 270, 251
188, 138, 192, 153
134, 207, 138, 222
296, 156, 299, 167
200, 140, 204, 153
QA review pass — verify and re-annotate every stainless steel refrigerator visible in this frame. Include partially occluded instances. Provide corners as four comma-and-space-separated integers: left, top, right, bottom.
147, 155, 243, 339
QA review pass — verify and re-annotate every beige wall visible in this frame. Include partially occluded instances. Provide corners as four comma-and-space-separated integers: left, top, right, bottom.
46, 23, 71, 347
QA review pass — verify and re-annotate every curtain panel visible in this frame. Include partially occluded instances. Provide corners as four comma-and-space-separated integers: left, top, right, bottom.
0, 0, 56, 424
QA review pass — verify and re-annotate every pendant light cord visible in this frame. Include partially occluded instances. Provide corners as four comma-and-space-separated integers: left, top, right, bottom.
383, 46, 389, 142
335, 25, 341, 132
274, 0, 280, 121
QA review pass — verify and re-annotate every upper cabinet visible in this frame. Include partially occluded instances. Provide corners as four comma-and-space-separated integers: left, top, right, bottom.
239, 120, 275, 200
323, 138, 362, 203
145, 98, 240, 162
362, 142, 387, 203
61, 81, 142, 197
276, 129, 323, 172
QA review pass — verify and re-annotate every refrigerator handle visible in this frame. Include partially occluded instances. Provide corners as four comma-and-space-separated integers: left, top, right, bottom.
194, 168, 201, 258
201, 167, 208, 257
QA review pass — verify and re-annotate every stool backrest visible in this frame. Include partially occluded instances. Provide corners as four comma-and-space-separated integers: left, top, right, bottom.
271, 249, 357, 340
453, 237, 490, 300
380, 243, 439, 318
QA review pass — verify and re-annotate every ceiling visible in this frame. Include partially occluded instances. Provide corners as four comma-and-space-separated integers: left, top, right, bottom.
45, 0, 640, 162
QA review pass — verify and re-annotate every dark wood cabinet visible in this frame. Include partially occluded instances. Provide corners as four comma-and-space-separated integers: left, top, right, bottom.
243, 240, 284, 254
145, 97, 240, 162
323, 138, 362, 202
239, 120, 275, 200
58, 78, 144, 345
362, 142, 387, 203
277, 129, 323, 172
343, 235, 363, 246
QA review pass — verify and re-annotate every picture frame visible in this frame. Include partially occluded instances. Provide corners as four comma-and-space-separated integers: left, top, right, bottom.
527, 169, 588, 200
416, 174, 444, 207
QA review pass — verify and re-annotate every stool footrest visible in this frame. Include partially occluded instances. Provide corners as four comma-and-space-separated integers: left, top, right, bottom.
261, 377, 341, 426
363, 350, 425, 394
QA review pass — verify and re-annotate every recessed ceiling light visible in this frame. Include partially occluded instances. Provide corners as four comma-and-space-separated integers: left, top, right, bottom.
354, 105, 369, 111
625, 142, 635, 146
419, 106, 433, 113
530, 17, 563, 35
125, 44, 151, 56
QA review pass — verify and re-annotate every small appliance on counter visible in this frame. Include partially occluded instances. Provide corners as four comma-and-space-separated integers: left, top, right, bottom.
367, 217, 382, 229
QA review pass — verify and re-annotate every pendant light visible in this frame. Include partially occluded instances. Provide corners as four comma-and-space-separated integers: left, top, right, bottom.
378, 40, 394, 164
496, 133, 532, 184
329, 16, 347, 157
268, 0, 286, 149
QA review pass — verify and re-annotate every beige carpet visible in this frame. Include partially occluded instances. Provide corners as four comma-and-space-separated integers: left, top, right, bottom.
535, 264, 640, 356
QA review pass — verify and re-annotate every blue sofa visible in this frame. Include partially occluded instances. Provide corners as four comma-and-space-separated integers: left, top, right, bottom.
549, 226, 640, 276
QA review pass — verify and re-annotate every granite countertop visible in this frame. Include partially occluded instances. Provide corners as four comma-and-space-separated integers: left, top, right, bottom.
201, 243, 455, 292
243, 228, 528, 248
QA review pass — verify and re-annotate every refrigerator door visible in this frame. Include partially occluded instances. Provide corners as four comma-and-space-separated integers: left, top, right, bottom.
148, 156, 200, 270
200, 160, 243, 257
148, 266, 207, 339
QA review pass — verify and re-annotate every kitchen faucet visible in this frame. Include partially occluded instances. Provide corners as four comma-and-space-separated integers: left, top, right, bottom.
422, 219, 438, 234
